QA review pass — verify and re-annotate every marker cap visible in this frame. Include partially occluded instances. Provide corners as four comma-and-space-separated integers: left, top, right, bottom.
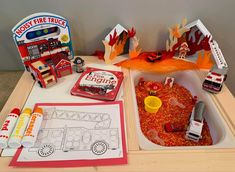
11, 108, 20, 116
34, 107, 43, 114
23, 108, 32, 114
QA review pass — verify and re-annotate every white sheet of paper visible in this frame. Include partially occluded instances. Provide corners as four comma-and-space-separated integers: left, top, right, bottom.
16, 103, 124, 162
1, 62, 124, 157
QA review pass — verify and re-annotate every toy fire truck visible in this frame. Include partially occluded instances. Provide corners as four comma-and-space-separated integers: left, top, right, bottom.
79, 84, 115, 95
147, 52, 162, 62
29, 60, 57, 88
202, 40, 228, 93
12, 12, 74, 88
185, 101, 205, 142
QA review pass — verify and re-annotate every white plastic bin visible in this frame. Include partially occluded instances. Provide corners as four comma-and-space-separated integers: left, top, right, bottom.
130, 70, 235, 150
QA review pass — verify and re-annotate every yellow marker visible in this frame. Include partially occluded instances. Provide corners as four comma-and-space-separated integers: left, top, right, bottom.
22, 107, 43, 148
144, 96, 162, 113
8, 108, 32, 148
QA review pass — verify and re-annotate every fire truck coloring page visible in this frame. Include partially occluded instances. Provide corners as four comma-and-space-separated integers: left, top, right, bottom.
10, 101, 127, 167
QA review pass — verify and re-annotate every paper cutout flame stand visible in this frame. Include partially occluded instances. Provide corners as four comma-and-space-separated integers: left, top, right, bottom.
166, 18, 189, 52
128, 28, 142, 59
102, 27, 141, 64
117, 19, 214, 73
186, 30, 213, 69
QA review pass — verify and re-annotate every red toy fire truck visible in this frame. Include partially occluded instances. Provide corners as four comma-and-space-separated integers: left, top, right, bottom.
12, 12, 74, 88
29, 60, 57, 88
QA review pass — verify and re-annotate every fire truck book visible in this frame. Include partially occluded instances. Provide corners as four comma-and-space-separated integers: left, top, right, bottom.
12, 12, 75, 88
10, 101, 127, 167
70, 67, 124, 101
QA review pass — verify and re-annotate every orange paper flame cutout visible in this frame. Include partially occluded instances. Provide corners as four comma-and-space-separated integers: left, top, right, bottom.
129, 48, 142, 59
117, 53, 198, 73
196, 50, 214, 69
171, 25, 181, 38
109, 32, 128, 60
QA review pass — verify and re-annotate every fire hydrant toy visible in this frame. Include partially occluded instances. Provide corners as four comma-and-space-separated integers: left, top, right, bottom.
73, 57, 85, 73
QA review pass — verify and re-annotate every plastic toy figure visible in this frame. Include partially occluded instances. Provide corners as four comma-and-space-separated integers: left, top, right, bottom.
74, 57, 85, 73
178, 42, 190, 59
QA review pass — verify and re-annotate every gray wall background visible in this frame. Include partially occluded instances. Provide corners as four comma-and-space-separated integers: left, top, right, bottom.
0, 0, 234, 95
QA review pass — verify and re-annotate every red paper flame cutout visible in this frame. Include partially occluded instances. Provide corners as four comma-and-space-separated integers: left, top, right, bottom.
187, 30, 211, 55
108, 29, 118, 46
128, 27, 136, 38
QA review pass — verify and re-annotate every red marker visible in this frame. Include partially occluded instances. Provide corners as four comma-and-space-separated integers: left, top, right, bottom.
0, 108, 20, 149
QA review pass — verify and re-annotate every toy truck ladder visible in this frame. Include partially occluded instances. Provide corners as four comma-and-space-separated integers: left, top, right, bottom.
186, 20, 228, 72
44, 108, 111, 129
209, 40, 228, 70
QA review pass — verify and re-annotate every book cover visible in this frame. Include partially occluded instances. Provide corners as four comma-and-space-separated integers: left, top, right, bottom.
71, 67, 124, 101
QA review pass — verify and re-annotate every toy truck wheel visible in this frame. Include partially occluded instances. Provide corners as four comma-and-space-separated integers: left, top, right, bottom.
31, 73, 36, 80
91, 141, 108, 155
98, 89, 106, 95
25, 66, 30, 72
38, 81, 43, 88
38, 143, 55, 157
224, 74, 227, 81
219, 85, 223, 92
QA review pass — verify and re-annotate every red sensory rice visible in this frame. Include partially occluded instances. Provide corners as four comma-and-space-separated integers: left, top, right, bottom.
135, 78, 213, 146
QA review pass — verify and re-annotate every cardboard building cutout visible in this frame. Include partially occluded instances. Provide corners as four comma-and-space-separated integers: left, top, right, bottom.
118, 19, 228, 93
184, 19, 213, 68
12, 12, 74, 88
184, 20, 228, 93
103, 24, 141, 64
166, 19, 221, 70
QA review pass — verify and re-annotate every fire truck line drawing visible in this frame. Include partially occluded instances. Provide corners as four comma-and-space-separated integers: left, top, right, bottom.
43, 107, 112, 128
28, 108, 119, 157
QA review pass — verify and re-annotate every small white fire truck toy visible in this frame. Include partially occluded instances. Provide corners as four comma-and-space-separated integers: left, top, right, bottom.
185, 101, 206, 142
202, 40, 228, 93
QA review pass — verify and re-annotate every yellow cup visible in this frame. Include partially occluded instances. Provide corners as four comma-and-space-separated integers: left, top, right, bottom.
144, 96, 162, 113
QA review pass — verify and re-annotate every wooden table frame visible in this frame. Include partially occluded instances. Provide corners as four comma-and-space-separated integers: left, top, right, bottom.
1, 57, 235, 172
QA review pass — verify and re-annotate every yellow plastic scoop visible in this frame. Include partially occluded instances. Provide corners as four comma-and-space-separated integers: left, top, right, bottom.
144, 96, 162, 113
